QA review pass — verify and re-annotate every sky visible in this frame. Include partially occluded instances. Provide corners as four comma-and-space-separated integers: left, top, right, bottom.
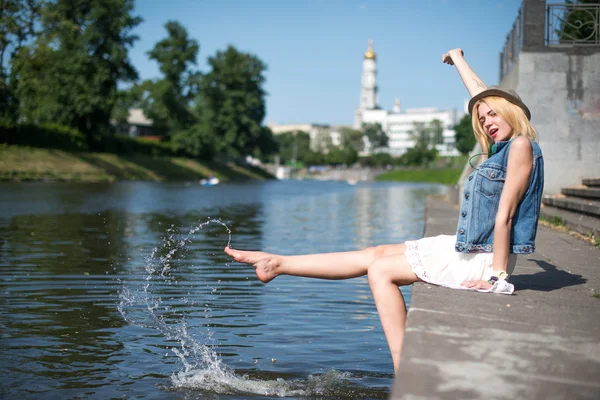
130, 0, 525, 126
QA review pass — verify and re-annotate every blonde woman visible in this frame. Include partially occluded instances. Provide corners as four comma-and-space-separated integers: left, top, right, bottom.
225, 48, 544, 372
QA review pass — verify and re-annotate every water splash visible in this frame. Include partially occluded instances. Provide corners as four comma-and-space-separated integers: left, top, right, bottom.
118, 218, 371, 398
171, 368, 353, 397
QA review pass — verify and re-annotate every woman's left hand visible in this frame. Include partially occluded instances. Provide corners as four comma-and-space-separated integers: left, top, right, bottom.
461, 279, 493, 290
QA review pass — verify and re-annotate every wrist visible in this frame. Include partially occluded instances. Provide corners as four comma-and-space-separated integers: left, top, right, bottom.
491, 270, 509, 280
449, 49, 464, 60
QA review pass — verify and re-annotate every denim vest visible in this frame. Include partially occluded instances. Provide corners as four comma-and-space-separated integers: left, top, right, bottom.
455, 137, 544, 254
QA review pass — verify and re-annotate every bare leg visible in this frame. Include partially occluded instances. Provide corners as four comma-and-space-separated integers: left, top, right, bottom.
367, 251, 420, 373
224, 244, 406, 283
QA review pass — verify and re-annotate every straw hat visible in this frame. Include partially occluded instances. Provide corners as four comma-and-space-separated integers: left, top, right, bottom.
468, 86, 531, 120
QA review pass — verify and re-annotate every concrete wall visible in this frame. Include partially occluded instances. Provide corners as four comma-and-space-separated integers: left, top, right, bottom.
500, 51, 600, 194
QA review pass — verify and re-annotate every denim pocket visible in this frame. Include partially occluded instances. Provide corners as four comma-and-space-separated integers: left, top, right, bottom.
476, 167, 505, 197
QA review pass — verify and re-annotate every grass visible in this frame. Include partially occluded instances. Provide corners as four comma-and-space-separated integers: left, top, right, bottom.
538, 215, 600, 249
0, 145, 274, 183
375, 167, 463, 185
539, 215, 566, 228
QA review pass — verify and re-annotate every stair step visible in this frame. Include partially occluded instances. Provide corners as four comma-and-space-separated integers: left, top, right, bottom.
561, 187, 600, 200
540, 205, 600, 239
582, 177, 600, 187
541, 196, 600, 218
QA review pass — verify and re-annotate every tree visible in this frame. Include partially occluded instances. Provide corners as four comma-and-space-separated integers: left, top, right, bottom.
324, 146, 358, 166
409, 119, 444, 150
274, 130, 311, 164
405, 119, 445, 166
198, 45, 268, 156
362, 122, 389, 151
429, 119, 444, 147
400, 146, 438, 166
453, 114, 477, 155
339, 127, 364, 153
0, 0, 42, 123
132, 21, 201, 137
13, 0, 142, 139
409, 122, 430, 149
559, 0, 598, 43
254, 126, 279, 160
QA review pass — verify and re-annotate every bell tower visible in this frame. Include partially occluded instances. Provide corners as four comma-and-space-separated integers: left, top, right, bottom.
359, 39, 378, 110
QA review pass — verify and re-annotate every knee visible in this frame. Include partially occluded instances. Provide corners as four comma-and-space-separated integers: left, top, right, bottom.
367, 259, 391, 287
364, 245, 386, 260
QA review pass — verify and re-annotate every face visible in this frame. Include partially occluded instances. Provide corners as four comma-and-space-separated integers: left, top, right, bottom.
477, 101, 512, 142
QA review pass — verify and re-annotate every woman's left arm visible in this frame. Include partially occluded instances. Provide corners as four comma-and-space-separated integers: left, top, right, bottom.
462, 136, 533, 289
492, 136, 533, 273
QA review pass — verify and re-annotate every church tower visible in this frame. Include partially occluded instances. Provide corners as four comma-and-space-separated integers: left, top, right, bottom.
359, 39, 378, 110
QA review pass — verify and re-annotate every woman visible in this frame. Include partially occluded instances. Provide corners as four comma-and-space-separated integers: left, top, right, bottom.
224, 48, 544, 372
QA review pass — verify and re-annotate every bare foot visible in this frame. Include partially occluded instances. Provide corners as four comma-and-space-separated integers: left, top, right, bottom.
224, 247, 281, 283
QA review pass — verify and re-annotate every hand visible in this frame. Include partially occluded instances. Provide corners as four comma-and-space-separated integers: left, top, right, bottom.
442, 48, 464, 65
460, 279, 493, 290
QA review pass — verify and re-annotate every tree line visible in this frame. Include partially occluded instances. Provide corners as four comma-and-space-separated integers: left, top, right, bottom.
0, 0, 277, 161
0, 0, 478, 165
277, 117, 477, 168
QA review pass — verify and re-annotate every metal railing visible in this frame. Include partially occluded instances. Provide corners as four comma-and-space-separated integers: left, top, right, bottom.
499, 3, 600, 81
499, 6, 523, 82
546, 3, 600, 46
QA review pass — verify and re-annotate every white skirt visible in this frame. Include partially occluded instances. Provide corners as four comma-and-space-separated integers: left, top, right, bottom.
406, 234, 518, 287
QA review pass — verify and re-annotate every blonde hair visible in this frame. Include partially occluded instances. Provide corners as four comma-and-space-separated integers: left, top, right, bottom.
471, 96, 537, 154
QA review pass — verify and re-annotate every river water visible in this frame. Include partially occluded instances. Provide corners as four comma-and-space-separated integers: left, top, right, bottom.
0, 180, 446, 399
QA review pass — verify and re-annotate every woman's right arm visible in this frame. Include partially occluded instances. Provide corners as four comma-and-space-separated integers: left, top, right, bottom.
442, 48, 487, 97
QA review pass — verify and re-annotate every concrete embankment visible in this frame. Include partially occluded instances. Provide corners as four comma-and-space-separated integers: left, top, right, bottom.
392, 197, 600, 399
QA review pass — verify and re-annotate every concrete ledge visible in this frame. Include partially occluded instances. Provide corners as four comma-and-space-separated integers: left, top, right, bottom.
391, 197, 600, 399
562, 187, 600, 200
542, 196, 600, 218
540, 204, 600, 238
582, 178, 600, 187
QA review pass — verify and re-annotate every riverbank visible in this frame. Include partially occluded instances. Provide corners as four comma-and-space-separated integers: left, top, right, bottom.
0, 145, 274, 182
392, 196, 600, 399
375, 167, 463, 184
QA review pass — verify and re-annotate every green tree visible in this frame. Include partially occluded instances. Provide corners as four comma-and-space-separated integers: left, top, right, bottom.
274, 130, 311, 164
405, 119, 445, 166
132, 21, 201, 137
0, 0, 42, 123
409, 122, 430, 149
339, 127, 364, 153
399, 147, 438, 166
409, 119, 444, 150
198, 45, 268, 156
362, 122, 389, 150
429, 119, 444, 146
13, 0, 141, 140
559, 0, 598, 43
324, 146, 357, 166
254, 126, 279, 160
453, 114, 476, 155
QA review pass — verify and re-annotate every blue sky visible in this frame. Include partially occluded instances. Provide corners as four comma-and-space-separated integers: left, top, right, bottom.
130, 0, 525, 125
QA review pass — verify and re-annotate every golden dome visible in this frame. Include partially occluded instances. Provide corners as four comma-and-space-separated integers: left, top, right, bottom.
364, 39, 376, 60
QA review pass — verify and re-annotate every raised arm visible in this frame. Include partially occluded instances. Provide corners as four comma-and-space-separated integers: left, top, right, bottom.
442, 48, 487, 97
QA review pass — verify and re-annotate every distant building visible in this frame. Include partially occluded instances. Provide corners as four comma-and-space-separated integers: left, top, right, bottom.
354, 40, 462, 156
267, 123, 348, 153
117, 108, 163, 140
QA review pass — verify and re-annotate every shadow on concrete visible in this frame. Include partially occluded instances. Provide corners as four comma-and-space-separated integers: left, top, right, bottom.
511, 259, 587, 291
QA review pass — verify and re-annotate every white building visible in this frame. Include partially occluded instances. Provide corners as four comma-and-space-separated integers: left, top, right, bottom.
354, 40, 462, 157
269, 40, 463, 157
267, 123, 347, 153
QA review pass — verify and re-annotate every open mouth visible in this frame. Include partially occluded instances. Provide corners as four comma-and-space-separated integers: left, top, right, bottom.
489, 128, 498, 138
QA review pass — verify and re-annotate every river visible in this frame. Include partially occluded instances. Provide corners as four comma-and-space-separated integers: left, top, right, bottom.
0, 180, 446, 399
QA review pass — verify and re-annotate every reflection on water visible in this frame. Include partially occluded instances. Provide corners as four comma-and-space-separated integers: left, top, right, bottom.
0, 180, 446, 399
